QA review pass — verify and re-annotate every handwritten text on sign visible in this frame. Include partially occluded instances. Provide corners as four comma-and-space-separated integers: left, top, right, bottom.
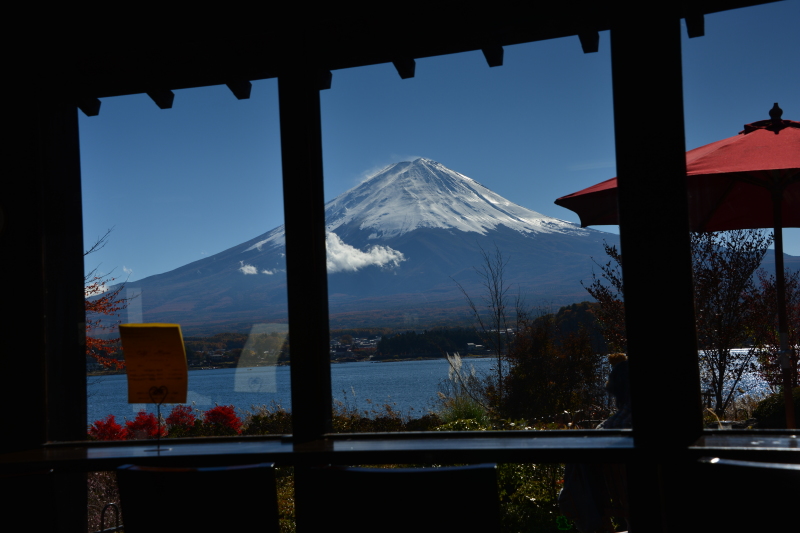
120, 324, 188, 404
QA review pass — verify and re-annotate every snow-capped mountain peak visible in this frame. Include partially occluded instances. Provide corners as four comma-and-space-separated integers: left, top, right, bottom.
246, 158, 586, 253
324, 158, 585, 240
127, 158, 622, 332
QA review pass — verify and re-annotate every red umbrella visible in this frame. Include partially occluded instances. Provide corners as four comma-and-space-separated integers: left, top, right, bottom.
555, 112, 799, 232
555, 104, 800, 427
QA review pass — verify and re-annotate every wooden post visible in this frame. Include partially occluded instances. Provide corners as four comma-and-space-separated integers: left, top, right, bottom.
611, 12, 704, 531
278, 68, 333, 443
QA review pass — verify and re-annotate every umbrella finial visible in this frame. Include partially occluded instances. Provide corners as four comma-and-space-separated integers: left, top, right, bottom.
769, 102, 783, 126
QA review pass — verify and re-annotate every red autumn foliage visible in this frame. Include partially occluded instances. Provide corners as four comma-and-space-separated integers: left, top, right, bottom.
85, 229, 129, 370
166, 405, 196, 430
125, 410, 167, 439
203, 405, 242, 434
85, 276, 127, 369
88, 415, 129, 441
89, 406, 243, 440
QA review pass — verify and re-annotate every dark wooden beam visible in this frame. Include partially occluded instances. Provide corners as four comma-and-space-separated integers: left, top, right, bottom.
611, 12, 702, 453
24, 103, 88, 532
146, 90, 175, 109
2, 106, 49, 453
318, 70, 332, 91
278, 68, 333, 444
578, 31, 600, 53
40, 106, 87, 444
481, 46, 504, 67
78, 97, 101, 116
226, 80, 252, 100
63, 2, 776, 99
685, 14, 705, 37
611, 12, 704, 532
279, 65, 334, 533
392, 58, 416, 79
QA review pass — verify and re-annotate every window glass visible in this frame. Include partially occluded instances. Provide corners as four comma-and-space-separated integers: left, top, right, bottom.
320, 38, 620, 432
80, 81, 293, 439
681, 4, 800, 430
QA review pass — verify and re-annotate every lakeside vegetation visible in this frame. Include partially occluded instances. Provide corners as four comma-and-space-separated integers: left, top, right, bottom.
84, 232, 799, 531
87, 376, 797, 533
86, 265, 797, 531
88, 302, 609, 375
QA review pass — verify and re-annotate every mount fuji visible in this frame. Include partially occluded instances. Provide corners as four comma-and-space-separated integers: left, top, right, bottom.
125, 158, 620, 333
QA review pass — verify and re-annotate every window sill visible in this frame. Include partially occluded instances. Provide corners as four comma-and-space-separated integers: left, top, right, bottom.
2, 429, 797, 473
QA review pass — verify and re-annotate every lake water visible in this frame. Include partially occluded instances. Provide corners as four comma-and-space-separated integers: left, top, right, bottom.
87, 352, 771, 425
87, 357, 497, 425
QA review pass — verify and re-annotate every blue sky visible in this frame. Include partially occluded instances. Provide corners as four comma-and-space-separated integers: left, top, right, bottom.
80, 2, 799, 284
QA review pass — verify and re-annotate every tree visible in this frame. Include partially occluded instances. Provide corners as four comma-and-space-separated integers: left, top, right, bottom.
455, 246, 606, 423
692, 229, 772, 416
585, 230, 772, 416
87, 414, 128, 440
85, 229, 129, 369
745, 267, 800, 390
165, 405, 197, 437
583, 243, 627, 353
125, 410, 166, 439
454, 244, 525, 407
202, 405, 242, 435
501, 309, 606, 423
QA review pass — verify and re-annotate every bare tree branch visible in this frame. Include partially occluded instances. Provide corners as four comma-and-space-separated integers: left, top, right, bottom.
586, 230, 773, 416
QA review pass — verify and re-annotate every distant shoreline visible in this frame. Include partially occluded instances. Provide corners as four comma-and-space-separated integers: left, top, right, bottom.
86, 353, 492, 376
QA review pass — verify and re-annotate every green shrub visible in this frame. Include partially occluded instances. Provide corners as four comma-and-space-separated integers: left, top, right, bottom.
753, 387, 800, 428
404, 413, 443, 431
438, 394, 490, 426
242, 403, 293, 435
435, 418, 489, 431
498, 463, 566, 533
275, 467, 296, 533
436, 353, 491, 425
331, 395, 410, 433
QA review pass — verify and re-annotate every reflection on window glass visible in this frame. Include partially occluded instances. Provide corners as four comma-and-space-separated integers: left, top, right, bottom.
81, 81, 292, 439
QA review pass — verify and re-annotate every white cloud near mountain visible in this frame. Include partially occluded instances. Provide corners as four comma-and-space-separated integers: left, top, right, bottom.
239, 235, 403, 275
238, 261, 258, 275
325, 232, 406, 273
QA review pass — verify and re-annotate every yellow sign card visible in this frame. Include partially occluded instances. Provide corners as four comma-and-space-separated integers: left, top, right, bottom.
120, 323, 188, 404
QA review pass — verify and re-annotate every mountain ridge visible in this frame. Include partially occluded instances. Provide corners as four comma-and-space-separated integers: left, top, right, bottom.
117, 158, 621, 333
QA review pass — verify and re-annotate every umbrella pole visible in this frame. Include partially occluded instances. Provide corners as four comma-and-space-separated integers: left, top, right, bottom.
772, 190, 796, 429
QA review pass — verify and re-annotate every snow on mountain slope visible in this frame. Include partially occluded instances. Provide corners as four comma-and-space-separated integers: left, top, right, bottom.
325, 158, 587, 239
244, 225, 284, 252
246, 158, 588, 257
124, 158, 619, 332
